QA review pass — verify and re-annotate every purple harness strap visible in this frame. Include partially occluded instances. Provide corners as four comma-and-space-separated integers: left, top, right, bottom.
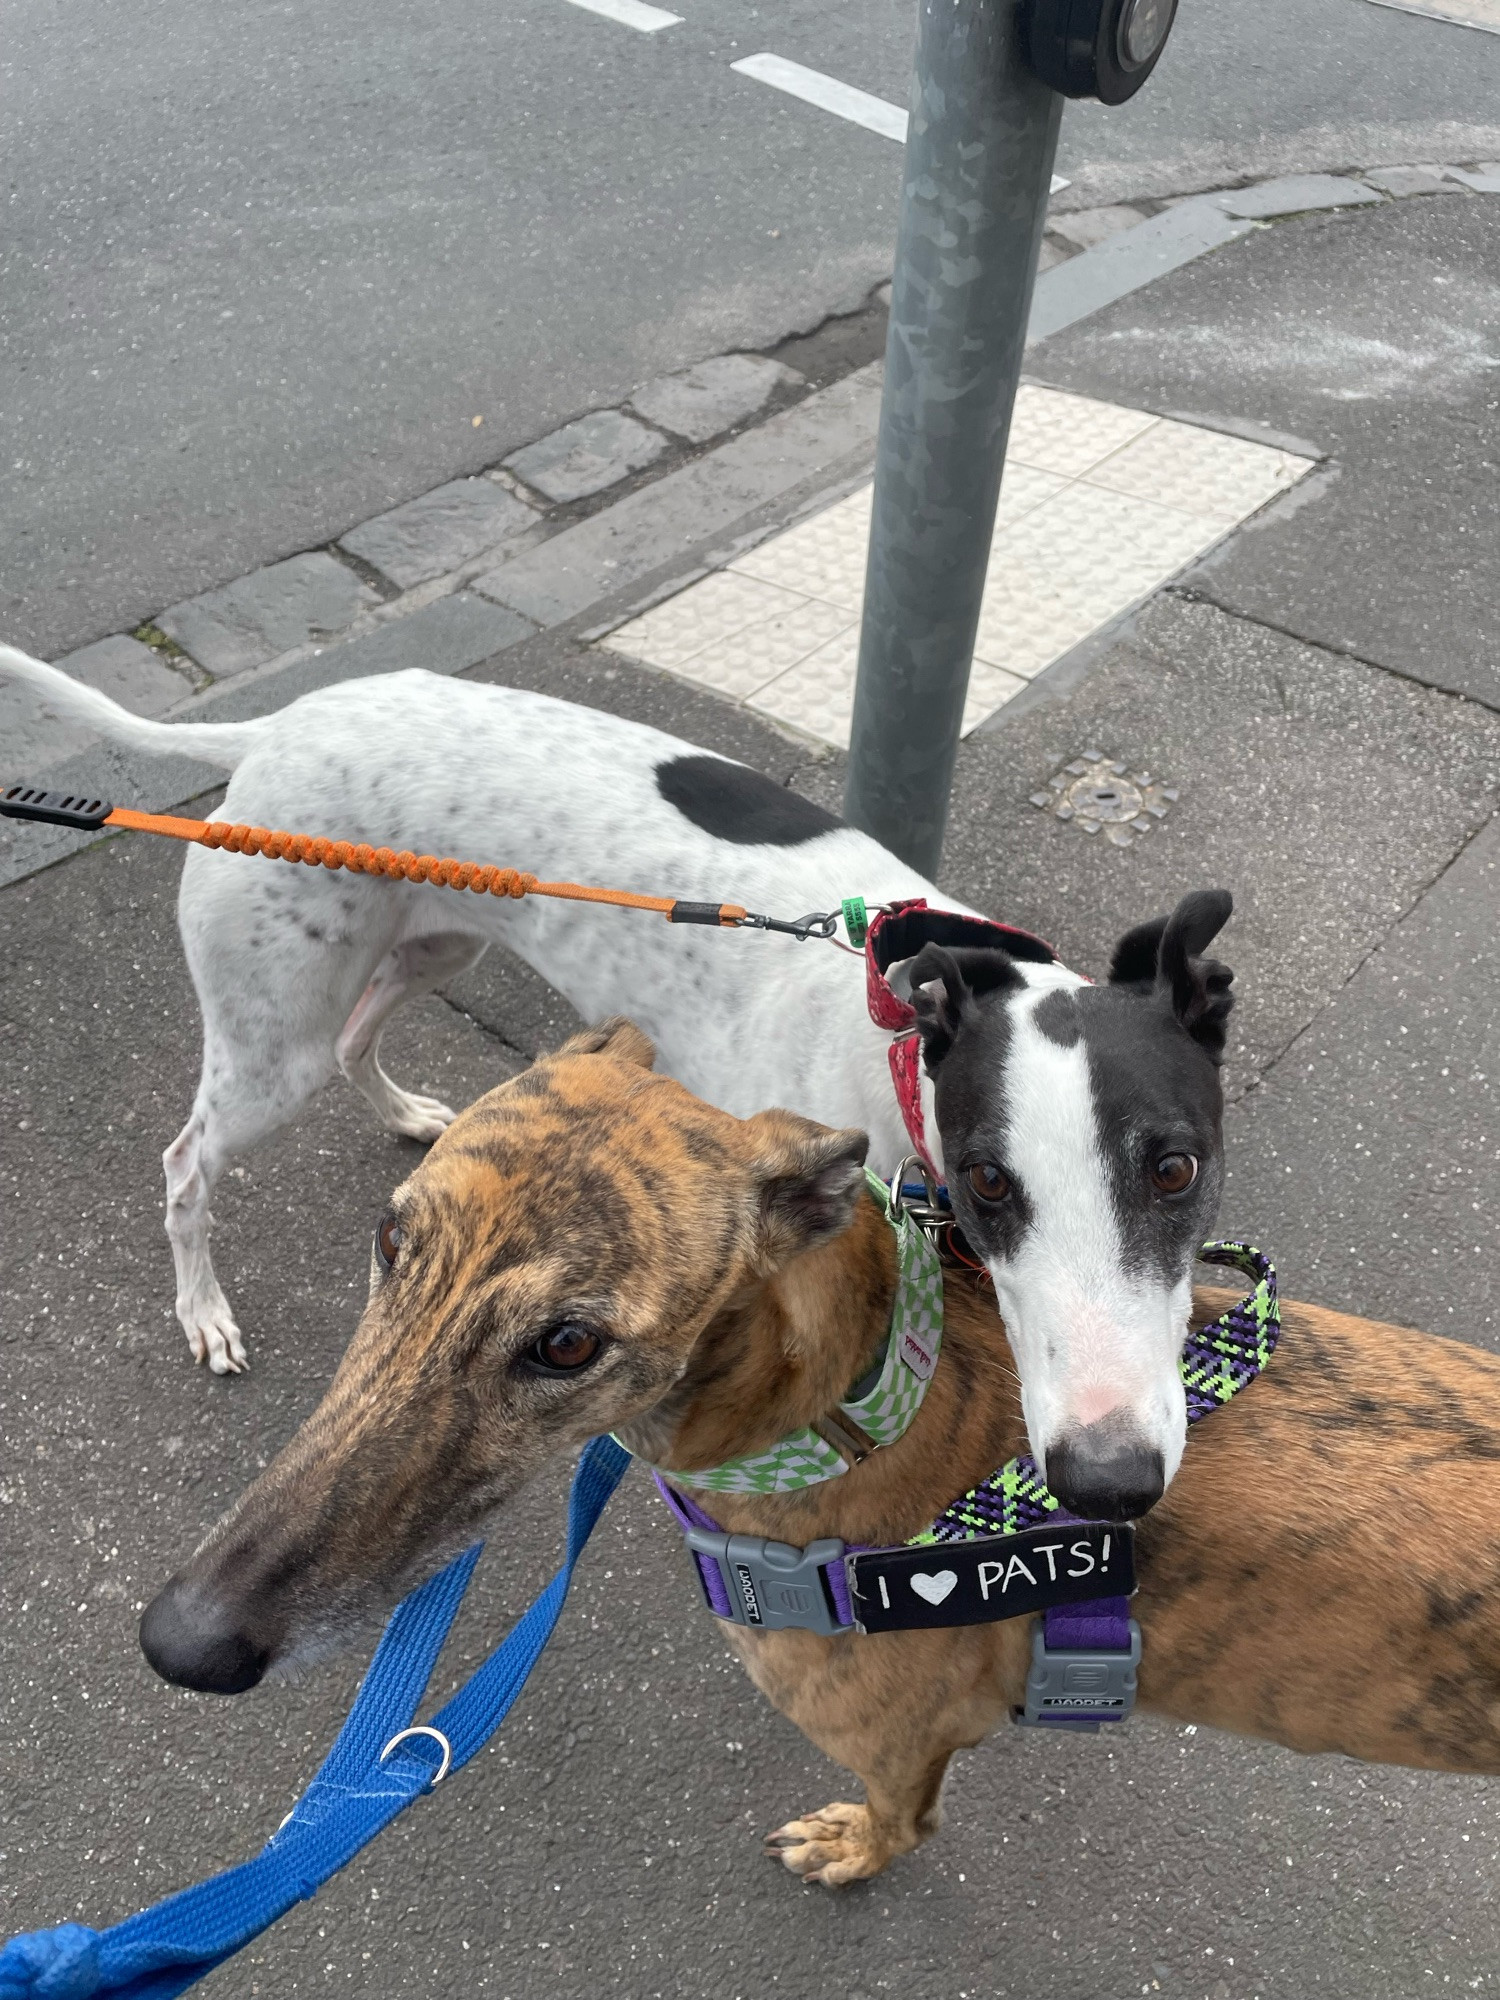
1044, 1598, 1132, 1650
656, 1473, 1130, 1731
654, 1473, 1126, 1654
653, 1474, 858, 1630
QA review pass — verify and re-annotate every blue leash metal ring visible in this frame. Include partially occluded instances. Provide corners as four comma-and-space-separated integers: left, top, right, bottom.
380, 1725, 453, 1786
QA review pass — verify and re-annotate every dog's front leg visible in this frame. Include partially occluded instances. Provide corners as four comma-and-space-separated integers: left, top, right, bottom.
729, 1623, 1024, 1886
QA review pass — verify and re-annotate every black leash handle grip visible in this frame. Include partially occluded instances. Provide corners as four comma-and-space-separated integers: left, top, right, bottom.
0, 783, 114, 830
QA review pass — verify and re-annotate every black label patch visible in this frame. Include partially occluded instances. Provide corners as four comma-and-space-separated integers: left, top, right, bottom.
848, 1523, 1135, 1633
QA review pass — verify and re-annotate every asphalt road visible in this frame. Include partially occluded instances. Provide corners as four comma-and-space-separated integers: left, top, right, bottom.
4, 0, 1500, 659
5, 195, 1500, 1999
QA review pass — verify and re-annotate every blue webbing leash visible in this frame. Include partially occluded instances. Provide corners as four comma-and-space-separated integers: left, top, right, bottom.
0, 1436, 631, 2000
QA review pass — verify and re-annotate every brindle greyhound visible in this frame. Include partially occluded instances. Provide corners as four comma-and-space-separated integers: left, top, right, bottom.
142, 1023, 1500, 1886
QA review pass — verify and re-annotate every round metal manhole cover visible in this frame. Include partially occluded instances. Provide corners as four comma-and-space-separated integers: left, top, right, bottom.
1028, 751, 1180, 848
1060, 773, 1144, 823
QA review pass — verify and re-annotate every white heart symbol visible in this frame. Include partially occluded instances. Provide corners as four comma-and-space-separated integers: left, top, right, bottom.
909, 1569, 958, 1606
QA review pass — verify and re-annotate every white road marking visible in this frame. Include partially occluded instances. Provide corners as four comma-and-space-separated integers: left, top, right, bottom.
730, 52, 1069, 189
1365, 0, 1500, 28
562, 0, 682, 30
732, 54, 908, 141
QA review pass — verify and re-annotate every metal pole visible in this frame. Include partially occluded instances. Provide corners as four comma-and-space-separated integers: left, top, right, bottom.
844, 0, 1062, 877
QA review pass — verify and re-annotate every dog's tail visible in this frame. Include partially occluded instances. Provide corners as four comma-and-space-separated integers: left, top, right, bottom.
0, 641, 267, 772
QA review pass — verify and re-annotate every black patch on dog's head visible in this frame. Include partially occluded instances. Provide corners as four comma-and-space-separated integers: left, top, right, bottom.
655, 755, 841, 846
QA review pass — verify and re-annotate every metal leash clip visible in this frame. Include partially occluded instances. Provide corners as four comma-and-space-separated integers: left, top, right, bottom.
888, 1153, 954, 1247
732, 908, 841, 942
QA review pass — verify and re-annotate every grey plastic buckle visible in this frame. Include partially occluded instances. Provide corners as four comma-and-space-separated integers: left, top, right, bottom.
1015, 1620, 1142, 1731
683, 1527, 852, 1635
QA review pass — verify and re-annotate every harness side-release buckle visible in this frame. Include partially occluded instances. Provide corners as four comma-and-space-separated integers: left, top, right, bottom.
683, 1527, 853, 1636
1015, 1620, 1142, 1731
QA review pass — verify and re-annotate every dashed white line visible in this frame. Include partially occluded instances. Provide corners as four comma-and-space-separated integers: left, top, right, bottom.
732, 53, 1069, 188
731, 53, 909, 142
562, 0, 682, 31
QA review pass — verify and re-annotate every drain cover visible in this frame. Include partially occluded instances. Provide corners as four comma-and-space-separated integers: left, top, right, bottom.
1029, 751, 1178, 848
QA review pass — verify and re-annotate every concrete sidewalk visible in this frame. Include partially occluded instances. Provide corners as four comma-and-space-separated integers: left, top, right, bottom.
3, 190, 1500, 1999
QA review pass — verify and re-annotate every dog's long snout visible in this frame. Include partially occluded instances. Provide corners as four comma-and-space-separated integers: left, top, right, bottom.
1045, 1420, 1165, 1523
139, 1574, 272, 1695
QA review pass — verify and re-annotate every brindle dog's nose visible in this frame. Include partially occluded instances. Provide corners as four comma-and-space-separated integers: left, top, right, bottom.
1046, 1423, 1165, 1522
140, 1575, 270, 1694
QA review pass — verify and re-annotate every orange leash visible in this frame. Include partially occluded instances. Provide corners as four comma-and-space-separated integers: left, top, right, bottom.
104, 804, 748, 923
0, 783, 859, 934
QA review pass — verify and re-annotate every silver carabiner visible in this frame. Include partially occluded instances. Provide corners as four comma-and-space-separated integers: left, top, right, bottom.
888, 1154, 950, 1240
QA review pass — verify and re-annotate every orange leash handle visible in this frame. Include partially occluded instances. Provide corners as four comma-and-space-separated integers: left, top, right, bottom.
100, 805, 748, 926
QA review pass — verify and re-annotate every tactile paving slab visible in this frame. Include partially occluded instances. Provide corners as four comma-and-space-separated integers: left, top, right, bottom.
601, 384, 1315, 748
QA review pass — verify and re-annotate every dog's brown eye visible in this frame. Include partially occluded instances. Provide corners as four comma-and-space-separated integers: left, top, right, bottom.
525, 1322, 604, 1375
376, 1213, 403, 1268
1151, 1153, 1198, 1195
967, 1162, 1011, 1204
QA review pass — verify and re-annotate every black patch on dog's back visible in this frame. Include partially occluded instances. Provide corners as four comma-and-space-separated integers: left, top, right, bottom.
656, 755, 841, 846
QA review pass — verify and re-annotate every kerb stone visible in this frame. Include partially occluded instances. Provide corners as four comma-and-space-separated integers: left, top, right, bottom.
504, 410, 668, 504
159, 553, 378, 677
629, 355, 804, 445
1046, 205, 1148, 252
1215, 175, 1382, 218
339, 479, 540, 590
59, 633, 192, 715
0, 633, 193, 770
1362, 164, 1465, 198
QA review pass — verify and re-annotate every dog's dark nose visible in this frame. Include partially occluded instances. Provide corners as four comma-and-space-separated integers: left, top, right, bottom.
139, 1576, 270, 1694
1046, 1424, 1165, 1522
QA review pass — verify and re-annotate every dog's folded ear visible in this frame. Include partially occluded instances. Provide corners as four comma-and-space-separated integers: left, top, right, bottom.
907, 944, 1020, 1068
1110, 889, 1235, 1061
746, 1112, 870, 1266
553, 1017, 657, 1069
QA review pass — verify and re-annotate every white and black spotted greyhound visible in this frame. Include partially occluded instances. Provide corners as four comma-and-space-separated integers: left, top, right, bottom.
2, 646, 1234, 1519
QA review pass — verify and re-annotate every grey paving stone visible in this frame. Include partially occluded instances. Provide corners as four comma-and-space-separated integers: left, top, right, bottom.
1448, 163, 1500, 191
1222, 798, 1500, 1340
1215, 174, 1382, 217
942, 590, 1500, 1103
503, 409, 668, 504
1033, 194, 1500, 709
1046, 204, 1148, 252
158, 552, 378, 677
476, 368, 883, 627
628, 355, 803, 445
1362, 163, 1465, 197
338, 478, 539, 591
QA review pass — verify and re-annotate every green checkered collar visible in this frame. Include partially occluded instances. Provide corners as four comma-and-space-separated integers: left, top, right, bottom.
647, 1169, 944, 1497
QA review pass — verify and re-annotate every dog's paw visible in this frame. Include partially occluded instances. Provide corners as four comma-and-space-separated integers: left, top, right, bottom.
384, 1091, 458, 1143
184, 1303, 249, 1376
764, 1801, 889, 1886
